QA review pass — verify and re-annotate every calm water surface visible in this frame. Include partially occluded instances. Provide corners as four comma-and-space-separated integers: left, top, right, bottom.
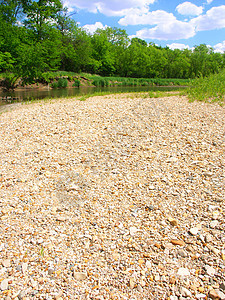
0, 85, 185, 107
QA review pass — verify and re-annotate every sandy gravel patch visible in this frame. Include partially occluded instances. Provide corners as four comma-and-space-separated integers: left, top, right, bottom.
0, 94, 224, 299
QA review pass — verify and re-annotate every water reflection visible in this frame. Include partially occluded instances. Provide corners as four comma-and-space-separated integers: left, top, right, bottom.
0, 85, 184, 107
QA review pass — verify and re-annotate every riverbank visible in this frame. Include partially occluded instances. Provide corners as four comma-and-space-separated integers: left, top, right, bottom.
0, 94, 224, 299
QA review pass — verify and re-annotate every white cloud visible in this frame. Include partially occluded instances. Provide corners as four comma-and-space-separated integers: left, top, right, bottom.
213, 41, 225, 53
191, 5, 225, 31
135, 20, 195, 40
167, 43, 192, 50
206, 0, 213, 4
83, 22, 108, 34
65, 0, 156, 16
176, 2, 203, 16
119, 9, 176, 26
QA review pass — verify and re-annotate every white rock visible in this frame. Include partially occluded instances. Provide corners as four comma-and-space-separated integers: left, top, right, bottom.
189, 227, 199, 235
210, 220, 218, 229
205, 265, 216, 276
177, 267, 190, 276
180, 286, 192, 297
0, 279, 8, 291
129, 226, 139, 236
73, 271, 87, 280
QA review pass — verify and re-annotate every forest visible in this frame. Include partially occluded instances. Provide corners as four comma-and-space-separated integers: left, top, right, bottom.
1, 0, 225, 89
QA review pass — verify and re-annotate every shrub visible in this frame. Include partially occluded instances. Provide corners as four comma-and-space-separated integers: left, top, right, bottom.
51, 77, 68, 89
73, 79, 80, 87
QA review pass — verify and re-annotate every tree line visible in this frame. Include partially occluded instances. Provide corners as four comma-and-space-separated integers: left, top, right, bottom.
1, 0, 225, 87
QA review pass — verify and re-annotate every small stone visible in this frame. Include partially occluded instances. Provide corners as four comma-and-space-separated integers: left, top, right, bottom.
205, 234, 213, 243
180, 286, 192, 297
18, 290, 27, 300
171, 239, 185, 246
22, 262, 28, 274
170, 297, 178, 300
146, 205, 155, 211
146, 260, 151, 269
1, 279, 8, 291
67, 184, 79, 191
73, 271, 87, 280
177, 267, 190, 276
178, 249, 187, 257
129, 226, 139, 236
196, 294, 207, 299
129, 277, 135, 289
205, 265, 216, 276
137, 284, 143, 292
148, 185, 155, 190
220, 282, 225, 291
212, 211, 220, 220
210, 220, 219, 229
2, 259, 10, 268
207, 245, 220, 256
56, 216, 66, 222
48, 267, 55, 275
55, 291, 63, 300
208, 289, 220, 300
214, 290, 225, 300
168, 217, 178, 226
37, 238, 44, 244
189, 227, 199, 235
154, 274, 160, 281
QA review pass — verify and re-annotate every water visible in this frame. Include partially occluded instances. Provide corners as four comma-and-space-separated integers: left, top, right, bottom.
0, 85, 185, 107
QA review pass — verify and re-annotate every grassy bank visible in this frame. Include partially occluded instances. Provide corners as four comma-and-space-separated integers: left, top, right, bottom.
185, 69, 225, 105
0, 71, 190, 90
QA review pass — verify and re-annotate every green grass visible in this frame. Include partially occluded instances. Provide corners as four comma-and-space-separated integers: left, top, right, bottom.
90, 76, 189, 87
186, 69, 225, 105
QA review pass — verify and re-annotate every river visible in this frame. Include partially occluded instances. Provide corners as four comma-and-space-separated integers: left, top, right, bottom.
0, 85, 185, 108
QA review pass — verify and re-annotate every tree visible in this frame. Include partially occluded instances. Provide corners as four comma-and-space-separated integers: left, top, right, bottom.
23, 0, 63, 40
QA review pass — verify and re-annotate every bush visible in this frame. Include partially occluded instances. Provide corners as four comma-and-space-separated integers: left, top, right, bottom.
51, 77, 68, 89
186, 69, 225, 104
73, 79, 80, 87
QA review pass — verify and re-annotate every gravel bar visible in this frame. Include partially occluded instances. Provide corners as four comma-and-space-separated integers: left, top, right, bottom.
0, 94, 224, 300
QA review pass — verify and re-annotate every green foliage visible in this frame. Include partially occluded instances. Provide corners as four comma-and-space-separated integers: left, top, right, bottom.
51, 77, 68, 88
0, 0, 224, 90
72, 79, 80, 87
186, 69, 225, 104
1, 72, 19, 90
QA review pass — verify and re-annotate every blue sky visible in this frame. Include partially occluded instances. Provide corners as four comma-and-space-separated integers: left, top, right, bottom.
64, 0, 225, 52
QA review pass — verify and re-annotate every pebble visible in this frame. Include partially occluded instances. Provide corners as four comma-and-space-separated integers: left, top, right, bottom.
2, 259, 10, 268
168, 217, 178, 226
189, 227, 199, 235
180, 286, 192, 297
0, 95, 224, 299
208, 289, 220, 300
205, 265, 216, 276
177, 268, 190, 276
73, 271, 87, 280
0, 279, 8, 291
210, 220, 219, 229
171, 239, 185, 246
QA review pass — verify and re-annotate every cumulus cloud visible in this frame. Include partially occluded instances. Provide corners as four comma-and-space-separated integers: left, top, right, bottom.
118, 9, 176, 26
167, 43, 192, 50
135, 20, 195, 40
176, 2, 203, 16
191, 5, 225, 31
83, 22, 108, 34
65, 0, 156, 16
206, 0, 213, 4
213, 41, 225, 53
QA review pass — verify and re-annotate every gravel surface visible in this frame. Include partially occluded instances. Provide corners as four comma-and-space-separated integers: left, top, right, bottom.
0, 94, 224, 300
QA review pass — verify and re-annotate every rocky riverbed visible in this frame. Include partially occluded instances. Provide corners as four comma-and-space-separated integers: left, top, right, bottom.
0, 94, 224, 299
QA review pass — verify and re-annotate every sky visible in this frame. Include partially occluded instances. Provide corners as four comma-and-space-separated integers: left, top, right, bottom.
64, 0, 225, 52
